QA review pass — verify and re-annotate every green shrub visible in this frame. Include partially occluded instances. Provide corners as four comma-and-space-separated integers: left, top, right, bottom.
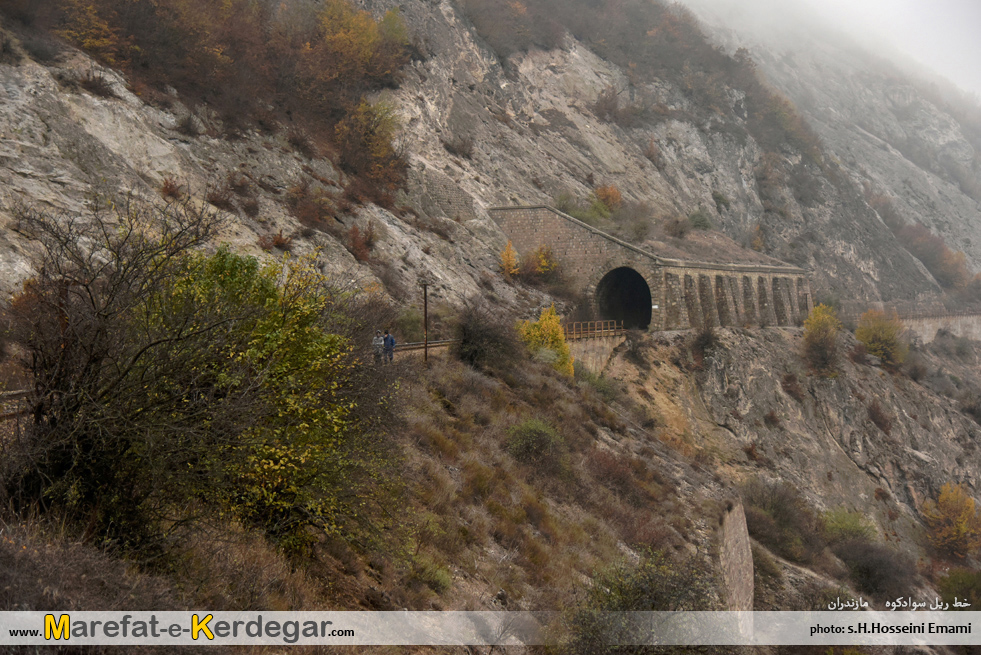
575, 362, 619, 402
712, 191, 731, 212
334, 100, 408, 197
394, 307, 424, 343
410, 553, 452, 594
832, 539, 914, 599
565, 550, 714, 654
742, 477, 824, 563
688, 208, 713, 230
821, 508, 876, 545
506, 419, 565, 469
2, 197, 399, 556
855, 310, 907, 366
553, 191, 610, 226
453, 299, 519, 370
664, 216, 690, 238
938, 568, 981, 610
921, 482, 981, 559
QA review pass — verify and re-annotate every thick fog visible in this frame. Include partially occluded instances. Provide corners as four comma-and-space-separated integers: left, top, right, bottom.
679, 0, 981, 98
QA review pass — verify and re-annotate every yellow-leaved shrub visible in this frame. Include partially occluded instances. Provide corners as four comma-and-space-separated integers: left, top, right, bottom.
922, 483, 981, 559
855, 310, 907, 366
802, 304, 841, 376
517, 304, 573, 376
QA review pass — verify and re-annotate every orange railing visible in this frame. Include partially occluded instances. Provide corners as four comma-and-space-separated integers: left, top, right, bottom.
563, 321, 625, 340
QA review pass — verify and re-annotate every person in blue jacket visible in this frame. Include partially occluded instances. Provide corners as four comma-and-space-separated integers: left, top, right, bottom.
383, 329, 396, 364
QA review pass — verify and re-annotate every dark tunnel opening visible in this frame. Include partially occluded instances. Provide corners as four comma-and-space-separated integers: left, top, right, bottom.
596, 267, 652, 329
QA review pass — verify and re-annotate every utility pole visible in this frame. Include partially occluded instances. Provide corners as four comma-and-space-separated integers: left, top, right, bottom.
422, 281, 429, 362
418, 275, 434, 362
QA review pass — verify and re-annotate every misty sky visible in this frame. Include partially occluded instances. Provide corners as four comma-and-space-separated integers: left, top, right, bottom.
799, 0, 981, 97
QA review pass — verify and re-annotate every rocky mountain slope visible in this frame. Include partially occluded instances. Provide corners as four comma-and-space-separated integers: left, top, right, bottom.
3, 0, 977, 313
377, 0, 950, 309
680, 0, 981, 301
4, 1, 981, 647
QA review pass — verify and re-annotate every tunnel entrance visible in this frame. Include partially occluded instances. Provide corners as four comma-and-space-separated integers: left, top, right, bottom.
596, 267, 652, 329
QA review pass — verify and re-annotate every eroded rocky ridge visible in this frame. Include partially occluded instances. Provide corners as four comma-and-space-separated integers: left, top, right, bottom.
2, 0, 973, 311
681, 0, 981, 294
378, 0, 947, 308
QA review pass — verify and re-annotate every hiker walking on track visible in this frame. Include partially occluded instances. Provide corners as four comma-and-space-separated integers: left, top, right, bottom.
383, 329, 396, 364
372, 330, 384, 365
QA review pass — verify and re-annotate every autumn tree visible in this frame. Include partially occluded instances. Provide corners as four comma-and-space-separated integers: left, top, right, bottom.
56, 0, 125, 64
594, 184, 623, 211
922, 483, 981, 559
297, 0, 409, 113
896, 223, 973, 289
499, 240, 520, 279
2, 195, 399, 555
802, 304, 841, 376
334, 100, 407, 195
520, 245, 561, 284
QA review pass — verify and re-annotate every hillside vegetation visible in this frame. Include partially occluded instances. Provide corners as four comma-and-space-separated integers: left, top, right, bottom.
4, 0, 981, 652
2, 0, 411, 202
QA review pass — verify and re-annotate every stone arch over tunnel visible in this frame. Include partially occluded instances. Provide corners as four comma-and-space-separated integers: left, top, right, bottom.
596, 267, 652, 329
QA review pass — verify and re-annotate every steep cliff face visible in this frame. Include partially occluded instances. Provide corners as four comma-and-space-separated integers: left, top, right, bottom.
680, 0, 981, 298
1, 0, 969, 310
760, 52, 981, 277
601, 326, 981, 614
365, 0, 955, 309
0, 27, 522, 308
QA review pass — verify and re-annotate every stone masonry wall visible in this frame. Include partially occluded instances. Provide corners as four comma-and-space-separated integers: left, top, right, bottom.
568, 335, 628, 374
489, 206, 813, 331
902, 314, 981, 344
720, 503, 754, 612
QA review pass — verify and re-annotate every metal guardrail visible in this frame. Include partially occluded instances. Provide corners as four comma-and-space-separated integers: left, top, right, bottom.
564, 321, 625, 340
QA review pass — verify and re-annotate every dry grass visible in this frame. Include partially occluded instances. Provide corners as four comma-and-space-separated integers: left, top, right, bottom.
0, 520, 179, 611
160, 176, 184, 200
206, 185, 236, 212
382, 349, 703, 611
286, 127, 318, 159
78, 70, 117, 98
176, 525, 323, 611
226, 171, 253, 197
0, 311, 717, 620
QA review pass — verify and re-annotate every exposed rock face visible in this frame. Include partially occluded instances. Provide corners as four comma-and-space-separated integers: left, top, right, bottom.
0, 38, 518, 308
769, 60, 981, 273
679, 0, 981, 291
2, 0, 974, 311
368, 0, 949, 310
609, 327, 981, 562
